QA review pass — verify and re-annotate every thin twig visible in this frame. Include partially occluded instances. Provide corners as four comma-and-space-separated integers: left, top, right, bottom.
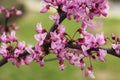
0, 11, 66, 67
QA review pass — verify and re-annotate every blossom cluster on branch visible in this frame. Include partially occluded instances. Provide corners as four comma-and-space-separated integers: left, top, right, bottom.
0, 0, 120, 79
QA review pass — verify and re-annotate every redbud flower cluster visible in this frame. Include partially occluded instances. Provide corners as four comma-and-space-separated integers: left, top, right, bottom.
111, 34, 120, 55
41, 0, 109, 25
0, 6, 31, 67
39, 0, 109, 78
0, 0, 119, 79
0, 6, 22, 34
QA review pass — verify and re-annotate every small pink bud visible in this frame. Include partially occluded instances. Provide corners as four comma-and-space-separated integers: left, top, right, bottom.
40, 5, 50, 13
16, 10, 22, 15
6, 11, 10, 18
111, 33, 116, 40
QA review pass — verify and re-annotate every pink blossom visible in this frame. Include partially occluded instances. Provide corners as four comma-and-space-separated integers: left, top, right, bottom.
34, 33, 47, 46
26, 44, 44, 66
117, 37, 120, 43
50, 31, 66, 54
0, 32, 7, 43
49, 13, 60, 25
40, 5, 50, 13
34, 23, 47, 46
36, 23, 43, 33
59, 63, 65, 71
81, 31, 96, 48
112, 44, 120, 55
14, 41, 26, 58
0, 44, 8, 58
111, 33, 116, 40
81, 31, 106, 48
5, 11, 10, 18
95, 32, 106, 46
85, 66, 95, 79
80, 59, 86, 70
26, 45, 37, 59
57, 25, 66, 37
16, 59, 24, 68
50, 31, 60, 41
7, 31, 17, 42
97, 49, 107, 62
16, 10, 22, 15
88, 0, 109, 19
39, 59, 44, 67
65, 49, 85, 67
17, 41, 26, 50
0, 6, 6, 12
24, 56, 33, 65
81, 45, 89, 56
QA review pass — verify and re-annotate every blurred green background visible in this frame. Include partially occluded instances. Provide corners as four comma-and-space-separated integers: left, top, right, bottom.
0, 0, 120, 80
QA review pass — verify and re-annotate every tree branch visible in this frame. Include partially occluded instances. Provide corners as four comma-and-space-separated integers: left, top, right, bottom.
0, 8, 120, 68
0, 58, 8, 67
42, 11, 66, 55
0, 11, 66, 67
66, 43, 120, 58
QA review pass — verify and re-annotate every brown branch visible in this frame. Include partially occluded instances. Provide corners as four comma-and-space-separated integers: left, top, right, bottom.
0, 7, 120, 68
0, 10, 66, 67
0, 58, 8, 66
0, 41, 120, 67
42, 10, 66, 55
66, 43, 120, 58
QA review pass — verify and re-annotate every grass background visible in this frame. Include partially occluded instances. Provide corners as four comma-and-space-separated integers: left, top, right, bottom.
0, 11, 120, 80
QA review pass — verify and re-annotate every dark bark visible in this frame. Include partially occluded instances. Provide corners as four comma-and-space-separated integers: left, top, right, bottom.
66, 43, 120, 58
42, 11, 66, 55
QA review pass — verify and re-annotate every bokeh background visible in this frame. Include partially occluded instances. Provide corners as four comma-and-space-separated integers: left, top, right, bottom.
0, 0, 120, 80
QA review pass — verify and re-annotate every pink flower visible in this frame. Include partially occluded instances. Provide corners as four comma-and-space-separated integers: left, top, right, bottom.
59, 63, 65, 71
57, 25, 66, 37
14, 41, 26, 58
40, 5, 50, 13
66, 49, 85, 67
16, 10, 22, 15
85, 66, 95, 79
49, 13, 60, 25
0, 6, 6, 12
26, 45, 37, 59
5, 11, 10, 18
0, 44, 8, 58
80, 59, 86, 70
0, 32, 7, 43
112, 44, 120, 55
88, 0, 109, 19
81, 45, 89, 56
24, 56, 33, 65
36, 23, 43, 33
17, 41, 26, 50
16, 59, 24, 68
26, 44, 44, 66
95, 32, 106, 46
35, 23, 47, 46
7, 31, 17, 42
34, 33, 47, 46
39, 59, 44, 67
97, 49, 107, 62
81, 31, 96, 48
111, 33, 116, 40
